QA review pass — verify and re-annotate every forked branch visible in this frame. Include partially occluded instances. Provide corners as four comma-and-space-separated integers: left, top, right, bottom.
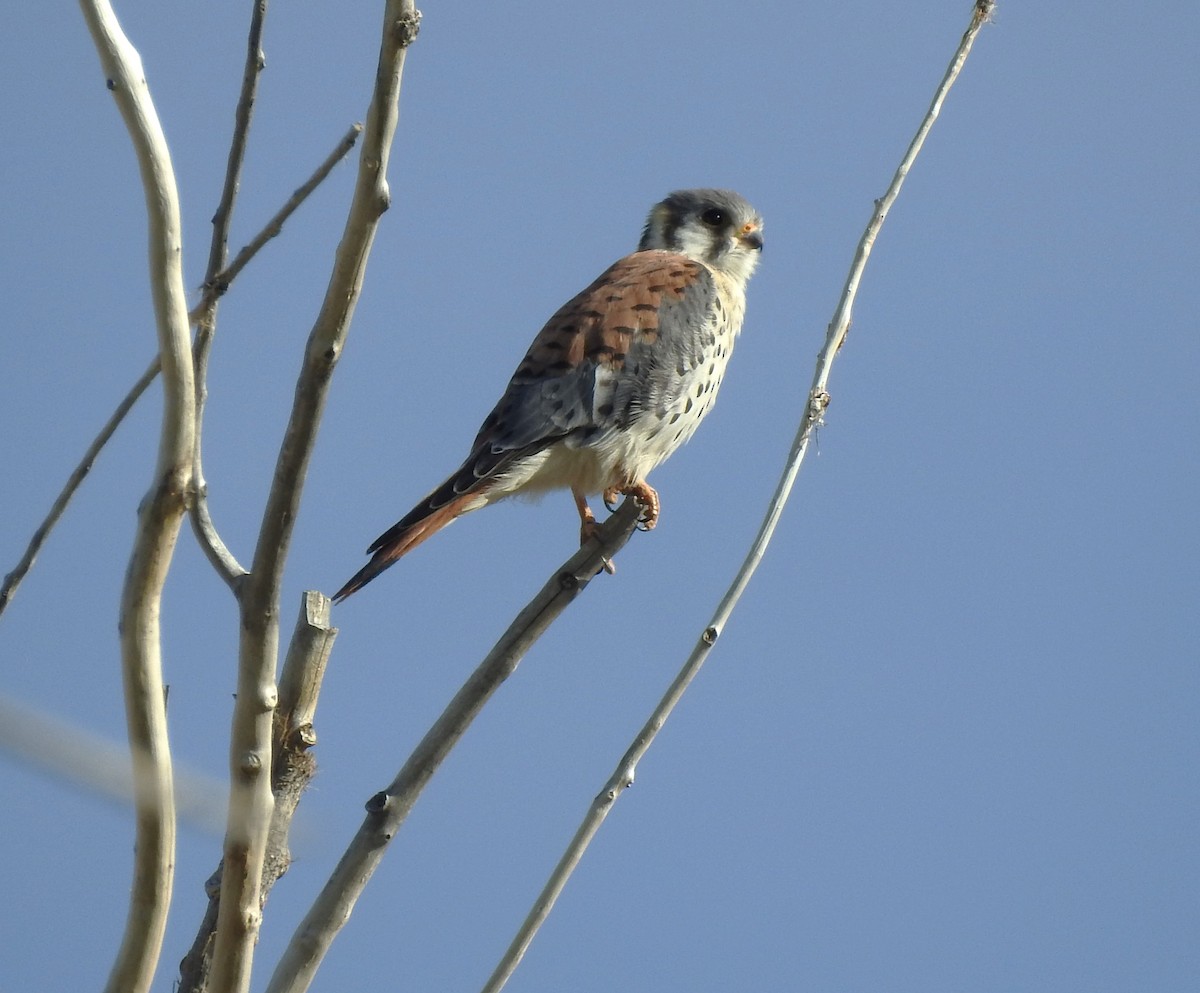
265, 501, 642, 993
0, 123, 362, 617
178, 591, 337, 993
207, 4, 422, 991
185, 0, 271, 590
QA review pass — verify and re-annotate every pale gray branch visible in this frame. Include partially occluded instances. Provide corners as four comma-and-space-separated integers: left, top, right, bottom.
178, 591, 336, 993
189, 123, 365, 590
0, 354, 158, 620
203, 0, 268, 288
209, 5, 422, 992
77, 3, 197, 993
267, 591, 337, 885
211, 124, 364, 301
190, 321, 250, 589
482, 4, 997, 990
0, 123, 361, 615
265, 501, 640, 993
188, 0, 279, 590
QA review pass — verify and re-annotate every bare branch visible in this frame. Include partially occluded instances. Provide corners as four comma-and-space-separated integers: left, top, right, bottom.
0, 354, 158, 620
0, 124, 361, 615
265, 502, 641, 993
209, 5, 422, 991
185, 0, 269, 589
267, 591, 337, 885
204, 0, 269, 288
276, 591, 338, 738
481, 5, 997, 990
207, 124, 364, 305
76, 2, 197, 992
178, 591, 337, 993
187, 123, 366, 588
189, 319, 250, 588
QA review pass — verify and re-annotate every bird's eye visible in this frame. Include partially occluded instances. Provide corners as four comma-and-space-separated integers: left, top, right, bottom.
700, 208, 725, 227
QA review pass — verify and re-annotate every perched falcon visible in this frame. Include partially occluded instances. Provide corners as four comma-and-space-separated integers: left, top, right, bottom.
334, 188, 763, 601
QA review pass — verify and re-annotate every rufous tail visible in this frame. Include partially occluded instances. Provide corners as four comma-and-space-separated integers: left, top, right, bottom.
332, 493, 477, 602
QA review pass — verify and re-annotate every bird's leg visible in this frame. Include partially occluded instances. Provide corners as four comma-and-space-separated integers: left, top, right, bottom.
574, 489, 615, 575
574, 489, 599, 543
603, 479, 660, 531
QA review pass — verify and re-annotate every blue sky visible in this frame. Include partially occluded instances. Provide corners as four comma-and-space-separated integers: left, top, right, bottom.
2, 2, 1197, 991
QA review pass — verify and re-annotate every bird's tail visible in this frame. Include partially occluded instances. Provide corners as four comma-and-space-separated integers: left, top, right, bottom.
332, 486, 485, 602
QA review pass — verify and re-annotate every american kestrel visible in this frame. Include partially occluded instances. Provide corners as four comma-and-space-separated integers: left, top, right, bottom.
334, 188, 763, 601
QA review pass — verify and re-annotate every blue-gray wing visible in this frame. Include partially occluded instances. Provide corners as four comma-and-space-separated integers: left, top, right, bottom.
361, 251, 719, 555
472, 250, 717, 460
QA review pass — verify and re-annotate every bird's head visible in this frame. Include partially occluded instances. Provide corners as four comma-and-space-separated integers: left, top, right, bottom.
638, 188, 763, 286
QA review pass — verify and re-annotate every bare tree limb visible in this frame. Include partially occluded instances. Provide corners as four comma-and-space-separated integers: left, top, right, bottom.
189, 320, 250, 589
0, 354, 158, 620
267, 591, 337, 886
208, 5, 422, 991
264, 501, 641, 993
0, 124, 361, 618
178, 591, 336, 993
77, 3, 197, 992
204, 0, 268, 289
481, 4, 997, 990
186, 0, 267, 589
208, 124, 364, 305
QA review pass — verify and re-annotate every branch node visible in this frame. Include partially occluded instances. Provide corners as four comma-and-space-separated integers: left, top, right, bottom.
809, 389, 831, 423
239, 750, 265, 774
394, 9, 422, 46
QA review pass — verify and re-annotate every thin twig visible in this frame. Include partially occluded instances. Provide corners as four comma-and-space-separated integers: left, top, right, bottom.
204, 0, 268, 286
0, 354, 158, 619
210, 123, 364, 302
208, 6, 421, 992
186, 0, 268, 589
77, 2, 197, 992
481, 4, 997, 990
190, 119, 365, 588
265, 501, 641, 993
0, 124, 362, 617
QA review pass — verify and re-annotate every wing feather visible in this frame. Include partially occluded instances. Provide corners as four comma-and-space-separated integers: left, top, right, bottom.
468, 251, 716, 470
335, 251, 718, 599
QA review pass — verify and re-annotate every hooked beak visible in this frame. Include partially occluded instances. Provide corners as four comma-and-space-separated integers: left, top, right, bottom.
738, 225, 763, 252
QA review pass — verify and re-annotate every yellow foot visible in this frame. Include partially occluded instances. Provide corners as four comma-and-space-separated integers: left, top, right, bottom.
603, 480, 660, 531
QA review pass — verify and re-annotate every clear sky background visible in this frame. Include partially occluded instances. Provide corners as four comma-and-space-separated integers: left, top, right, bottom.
2, 2, 1197, 991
